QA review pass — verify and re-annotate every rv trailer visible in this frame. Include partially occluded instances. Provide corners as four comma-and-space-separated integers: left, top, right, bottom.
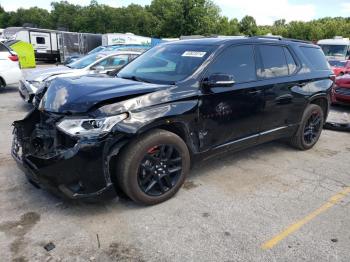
3, 27, 102, 62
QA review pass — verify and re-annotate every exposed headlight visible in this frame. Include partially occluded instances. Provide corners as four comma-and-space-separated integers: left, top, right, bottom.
56, 113, 128, 137
28, 81, 45, 93
29, 81, 42, 88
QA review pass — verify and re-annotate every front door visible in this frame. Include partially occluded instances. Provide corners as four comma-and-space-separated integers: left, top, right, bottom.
198, 44, 264, 151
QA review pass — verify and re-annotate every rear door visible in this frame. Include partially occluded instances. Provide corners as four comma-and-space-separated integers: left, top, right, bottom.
255, 44, 302, 141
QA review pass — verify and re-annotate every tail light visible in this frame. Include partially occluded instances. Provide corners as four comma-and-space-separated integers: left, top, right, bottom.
8, 54, 19, 62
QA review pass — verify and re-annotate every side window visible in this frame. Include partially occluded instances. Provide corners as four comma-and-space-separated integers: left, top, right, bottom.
36, 37, 45, 44
258, 45, 289, 78
129, 54, 139, 61
300, 47, 330, 71
108, 55, 129, 68
284, 47, 297, 74
206, 45, 256, 83
94, 55, 129, 70
0, 43, 9, 52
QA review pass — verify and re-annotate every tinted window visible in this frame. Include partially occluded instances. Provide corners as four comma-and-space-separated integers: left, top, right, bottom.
284, 47, 297, 74
206, 45, 256, 83
36, 37, 45, 44
258, 45, 288, 78
300, 47, 330, 70
94, 54, 129, 69
0, 43, 9, 52
68, 53, 107, 69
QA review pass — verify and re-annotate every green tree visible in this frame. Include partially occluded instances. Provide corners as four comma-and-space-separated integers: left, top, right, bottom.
239, 15, 257, 36
51, 1, 82, 31
5, 7, 51, 28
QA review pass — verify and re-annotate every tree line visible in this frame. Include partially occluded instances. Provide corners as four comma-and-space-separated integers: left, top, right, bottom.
0, 0, 349, 41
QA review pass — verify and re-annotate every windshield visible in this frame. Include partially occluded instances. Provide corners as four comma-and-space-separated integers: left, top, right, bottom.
328, 60, 347, 67
68, 53, 107, 69
117, 44, 214, 84
88, 46, 106, 54
320, 45, 348, 57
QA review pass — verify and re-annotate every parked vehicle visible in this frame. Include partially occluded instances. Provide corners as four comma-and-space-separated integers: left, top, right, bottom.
12, 37, 333, 204
18, 50, 142, 103
102, 33, 151, 46
328, 60, 350, 76
63, 44, 150, 65
3, 27, 101, 62
332, 74, 350, 105
0, 42, 22, 88
318, 36, 350, 60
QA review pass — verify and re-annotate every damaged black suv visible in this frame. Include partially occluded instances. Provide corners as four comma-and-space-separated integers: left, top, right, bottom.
12, 37, 333, 205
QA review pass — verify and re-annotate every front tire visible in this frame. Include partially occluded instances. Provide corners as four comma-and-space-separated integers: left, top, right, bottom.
289, 104, 324, 150
116, 129, 190, 205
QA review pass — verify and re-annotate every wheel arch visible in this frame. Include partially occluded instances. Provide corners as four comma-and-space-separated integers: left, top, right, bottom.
136, 120, 198, 156
0, 76, 6, 87
309, 95, 329, 121
107, 121, 197, 193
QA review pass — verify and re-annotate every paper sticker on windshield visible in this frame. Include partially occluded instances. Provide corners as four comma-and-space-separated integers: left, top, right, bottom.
182, 51, 206, 57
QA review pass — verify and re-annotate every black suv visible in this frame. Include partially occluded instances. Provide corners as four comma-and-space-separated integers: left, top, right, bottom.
12, 37, 333, 205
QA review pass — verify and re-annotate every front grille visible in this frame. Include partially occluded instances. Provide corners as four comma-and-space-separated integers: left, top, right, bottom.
335, 87, 350, 96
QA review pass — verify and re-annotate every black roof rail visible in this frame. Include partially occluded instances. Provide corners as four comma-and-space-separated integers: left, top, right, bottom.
250, 35, 312, 44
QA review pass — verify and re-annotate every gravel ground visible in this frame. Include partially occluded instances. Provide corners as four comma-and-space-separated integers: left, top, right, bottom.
0, 76, 350, 262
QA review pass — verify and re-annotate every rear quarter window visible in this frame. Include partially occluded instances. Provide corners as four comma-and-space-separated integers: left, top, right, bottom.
0, 43, 9, 53
300, 46, 330, 71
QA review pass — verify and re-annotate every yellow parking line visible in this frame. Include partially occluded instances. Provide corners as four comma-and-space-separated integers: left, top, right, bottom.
261, 187, 350, 250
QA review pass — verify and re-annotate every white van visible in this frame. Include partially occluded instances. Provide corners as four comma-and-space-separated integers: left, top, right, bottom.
102, 33, 151, 46
317, 36, 350, 60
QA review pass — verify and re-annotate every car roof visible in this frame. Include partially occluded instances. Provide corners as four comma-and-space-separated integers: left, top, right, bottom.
164, 36, 316, 47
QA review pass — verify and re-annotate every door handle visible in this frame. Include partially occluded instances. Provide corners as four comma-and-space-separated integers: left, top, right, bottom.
275, 94, 293, 104
248, 89, 262, 95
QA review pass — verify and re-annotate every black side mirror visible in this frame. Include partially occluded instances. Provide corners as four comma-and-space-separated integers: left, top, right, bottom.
203, 74, 235, 88
107, 65, 123, 76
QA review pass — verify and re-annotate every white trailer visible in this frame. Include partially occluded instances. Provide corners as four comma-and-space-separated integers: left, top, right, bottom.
3, 27, 102, 62
317, 36, 350, 60
102, 33, 151, 46
3, 27, 61, 61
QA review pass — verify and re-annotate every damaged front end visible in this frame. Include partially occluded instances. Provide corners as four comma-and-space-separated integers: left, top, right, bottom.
11, 109, 120, 200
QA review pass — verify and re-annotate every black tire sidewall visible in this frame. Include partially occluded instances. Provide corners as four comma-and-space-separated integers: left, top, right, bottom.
299, 104, 324, 149
121, 130, 190, 205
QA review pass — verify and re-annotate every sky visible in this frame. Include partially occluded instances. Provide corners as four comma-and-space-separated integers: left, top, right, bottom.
1, 0, 349, 25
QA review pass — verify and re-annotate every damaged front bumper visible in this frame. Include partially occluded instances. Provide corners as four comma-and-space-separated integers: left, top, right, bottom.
11, 109, 122, 200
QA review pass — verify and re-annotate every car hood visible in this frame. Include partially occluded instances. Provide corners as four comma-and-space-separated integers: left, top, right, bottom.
40, 75, 171, 113
25, 66, 76, 82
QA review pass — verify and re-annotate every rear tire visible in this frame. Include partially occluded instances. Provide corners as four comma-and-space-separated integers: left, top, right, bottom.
0, 78, 5, 88
289, 104, 324, 150
116, 129, 190, 205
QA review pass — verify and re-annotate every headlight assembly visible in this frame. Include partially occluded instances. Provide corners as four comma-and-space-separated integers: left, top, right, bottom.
28, 80, 45, 93
56, 113, 128, 137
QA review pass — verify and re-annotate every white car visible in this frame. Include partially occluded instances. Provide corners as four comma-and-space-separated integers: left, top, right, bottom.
0, 42, 22, 88
19, 50, 142, 103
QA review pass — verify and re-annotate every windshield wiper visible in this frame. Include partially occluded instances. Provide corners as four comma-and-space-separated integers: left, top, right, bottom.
121, 75, 152, 83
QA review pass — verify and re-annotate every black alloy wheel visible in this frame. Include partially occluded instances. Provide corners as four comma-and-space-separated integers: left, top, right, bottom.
138, 144, 182, 196
116, 129, 190, 205
289, 104, 324, 150
303, 110, 322, 145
